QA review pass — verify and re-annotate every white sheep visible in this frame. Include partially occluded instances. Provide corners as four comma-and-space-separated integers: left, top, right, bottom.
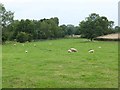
14, 44, 16, 46
98, 46, 101, 48
88, 49, 94, 53
25, 50, 28, 53
70, 48, 78, 52
68, 49, 72, 53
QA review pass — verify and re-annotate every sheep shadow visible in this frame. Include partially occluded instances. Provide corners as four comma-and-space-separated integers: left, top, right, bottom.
79, 41, 92, 43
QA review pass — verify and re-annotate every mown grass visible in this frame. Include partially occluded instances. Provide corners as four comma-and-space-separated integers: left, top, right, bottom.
2, 39, 118, 88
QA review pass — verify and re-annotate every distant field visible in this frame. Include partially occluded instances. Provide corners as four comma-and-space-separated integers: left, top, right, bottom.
2, 39, 118, 88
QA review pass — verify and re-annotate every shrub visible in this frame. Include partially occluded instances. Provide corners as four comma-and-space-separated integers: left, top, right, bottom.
2, 35, 7, 44
28, 34, 33, 42
16, 32, 32, 43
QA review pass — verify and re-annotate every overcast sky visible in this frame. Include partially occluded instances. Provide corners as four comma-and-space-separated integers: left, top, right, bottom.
0, 0, 119, 26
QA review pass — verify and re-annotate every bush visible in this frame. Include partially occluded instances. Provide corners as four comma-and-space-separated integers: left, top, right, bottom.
2, 35, 7, 44
28, 34, 33, 42
16, 32, 32, 43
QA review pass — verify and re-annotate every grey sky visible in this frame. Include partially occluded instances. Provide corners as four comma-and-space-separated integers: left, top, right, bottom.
0, 0, 119, 26
118, 1, 120, 26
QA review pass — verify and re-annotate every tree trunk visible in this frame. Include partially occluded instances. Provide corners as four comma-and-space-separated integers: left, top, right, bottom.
90, 38, 93, 41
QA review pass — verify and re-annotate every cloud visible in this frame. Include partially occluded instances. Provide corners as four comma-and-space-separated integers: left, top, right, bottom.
0, 0, 119, 25
0, 0, 33, 3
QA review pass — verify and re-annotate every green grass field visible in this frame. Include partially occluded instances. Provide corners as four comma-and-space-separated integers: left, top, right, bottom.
2, 39, 118, 88
0, 45, 2, 89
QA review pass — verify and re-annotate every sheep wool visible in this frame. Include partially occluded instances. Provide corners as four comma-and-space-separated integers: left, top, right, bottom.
70, 48, 78, 52
25, 50, 28, 53
14, 44, 16, 46
88, 49, 94, 53
68, 49, 72, 53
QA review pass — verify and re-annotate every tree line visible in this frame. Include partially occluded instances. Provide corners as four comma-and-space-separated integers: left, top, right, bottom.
0, 3, 119, 43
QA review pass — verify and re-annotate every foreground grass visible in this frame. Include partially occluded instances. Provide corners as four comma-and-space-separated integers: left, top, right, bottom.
2, 39, 118, 88
0, 45, 2, 89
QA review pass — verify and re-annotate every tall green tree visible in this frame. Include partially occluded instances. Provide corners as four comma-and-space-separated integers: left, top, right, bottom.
0, 3, 14, 27
0, 3, 14, 43
114, 26, 120, 33
79, 13, 114, 41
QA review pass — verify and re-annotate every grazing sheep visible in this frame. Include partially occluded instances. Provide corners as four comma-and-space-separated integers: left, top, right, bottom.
68, 49, 72, 53
98, 46, 101, 48
88, 49, 94, 53
34, 44, 36, 47
14, 44, 16, 46
70, 48, 78, 52
68, 48, 78, 53
25, 50, 28, 53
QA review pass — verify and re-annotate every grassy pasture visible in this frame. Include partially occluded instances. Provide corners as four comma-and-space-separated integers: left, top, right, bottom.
2, 39, 118, 88
0, 45, 2, 89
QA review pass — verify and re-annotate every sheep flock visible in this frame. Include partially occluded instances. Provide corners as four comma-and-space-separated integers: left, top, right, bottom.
68, 46, 101, 53
13, 43, 101, 54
